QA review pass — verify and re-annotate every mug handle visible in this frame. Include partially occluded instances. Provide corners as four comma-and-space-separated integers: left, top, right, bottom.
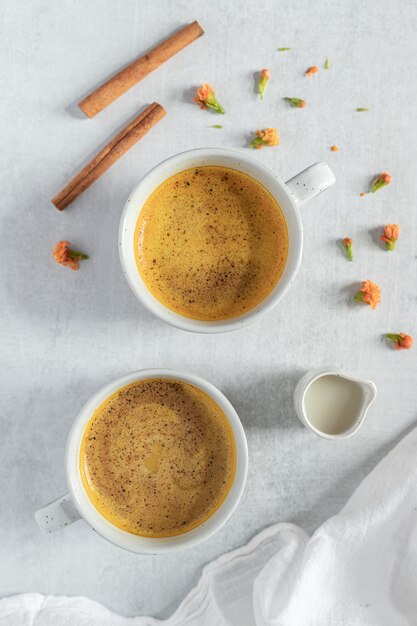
285, 161, 336, 206
35, 493, 81, 533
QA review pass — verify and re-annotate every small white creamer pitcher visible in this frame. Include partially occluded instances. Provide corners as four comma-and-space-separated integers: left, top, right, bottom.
294, 368, 377, 440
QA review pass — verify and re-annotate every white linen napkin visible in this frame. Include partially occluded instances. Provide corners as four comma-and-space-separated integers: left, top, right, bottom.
2, 426, 417, 626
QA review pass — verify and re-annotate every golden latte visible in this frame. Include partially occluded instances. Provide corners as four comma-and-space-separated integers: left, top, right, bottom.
80, 379, 236, 538
134, 166, 288, 320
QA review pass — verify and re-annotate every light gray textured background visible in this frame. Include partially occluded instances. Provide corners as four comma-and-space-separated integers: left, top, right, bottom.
1, 0, 417, 619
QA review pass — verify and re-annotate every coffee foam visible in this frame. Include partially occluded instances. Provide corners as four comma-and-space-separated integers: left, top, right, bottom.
80, 379, 236, 537
135, 166, 288, 320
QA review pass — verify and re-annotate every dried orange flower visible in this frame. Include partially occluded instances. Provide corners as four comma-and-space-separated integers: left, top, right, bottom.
194, 84, 225, 114
249, 128, 279, 149
354, 280, 380, 309
342, 237, 353, 261
330, 145, 339, 152
385, 333, 413, 350
306, 65, 318, 77
284, 97, 306, 108
371, 172, 391, 193
258, 69, 270, 100
53, 241, 89, 271
380, 224, 400, 251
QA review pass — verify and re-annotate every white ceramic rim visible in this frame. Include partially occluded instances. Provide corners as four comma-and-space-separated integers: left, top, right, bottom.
294, 368, 377, 440
65, 369, 248, 554
119, 147, 303, 333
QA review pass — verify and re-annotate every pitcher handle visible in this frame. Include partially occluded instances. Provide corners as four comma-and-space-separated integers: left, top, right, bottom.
285, 161, 336, 206
35, 493, 81, 533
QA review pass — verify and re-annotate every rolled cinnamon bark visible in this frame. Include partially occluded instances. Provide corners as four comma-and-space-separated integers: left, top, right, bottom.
79, 21, 204, 118
52, 102, 166, 210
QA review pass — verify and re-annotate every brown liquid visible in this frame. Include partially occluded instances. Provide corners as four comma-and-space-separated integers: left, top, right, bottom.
80, 379, 236, 538
134, 166, 288, 320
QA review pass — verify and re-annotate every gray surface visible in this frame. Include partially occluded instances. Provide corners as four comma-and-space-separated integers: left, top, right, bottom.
1, 0, 417, 619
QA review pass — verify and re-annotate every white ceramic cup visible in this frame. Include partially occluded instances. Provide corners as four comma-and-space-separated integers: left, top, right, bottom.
35, 369, 248, 554
119, 148, 335, 333
294, 368, 377, 440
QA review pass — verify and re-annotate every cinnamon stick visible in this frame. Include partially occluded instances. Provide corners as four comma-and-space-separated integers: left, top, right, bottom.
79, 21, 204, 118
52, 102, 166, 210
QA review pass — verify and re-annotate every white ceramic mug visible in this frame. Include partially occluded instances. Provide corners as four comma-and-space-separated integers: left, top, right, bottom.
294, 368, 377, 440
119, 148, 336, 333
35, 369, 248, 554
